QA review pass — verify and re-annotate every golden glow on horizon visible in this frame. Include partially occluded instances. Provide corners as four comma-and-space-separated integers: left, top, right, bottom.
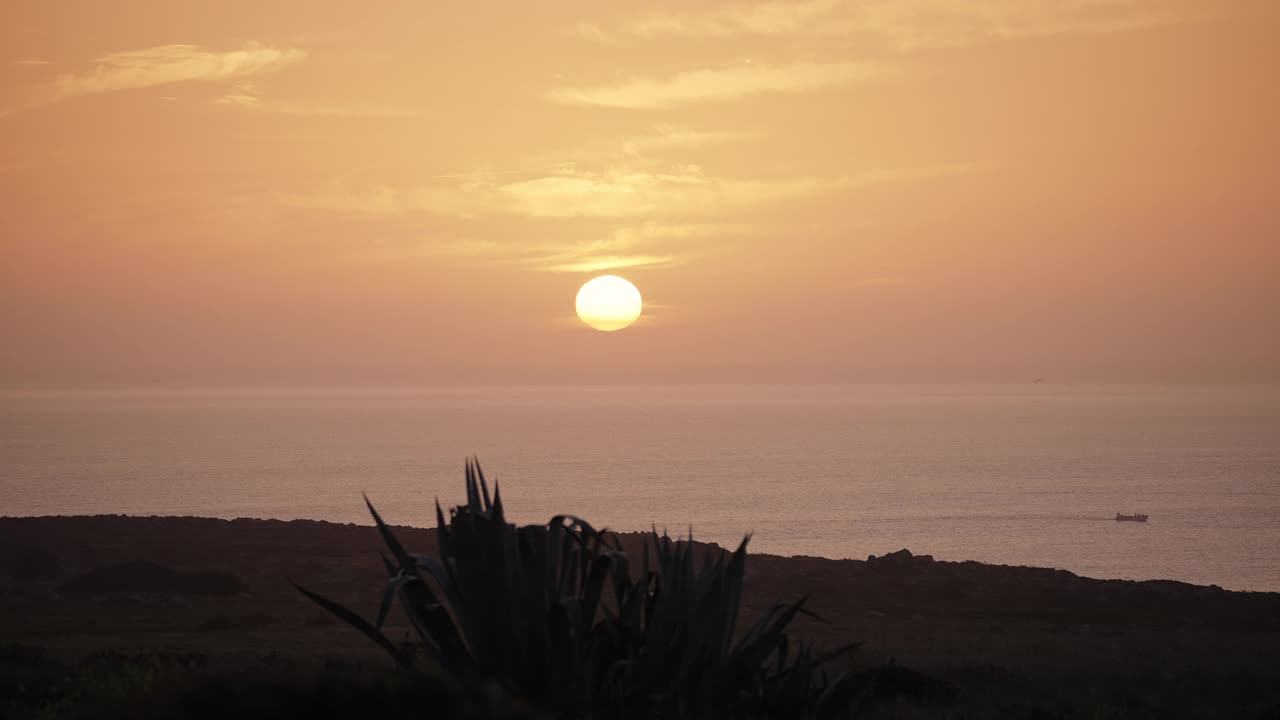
576, 276, 643, 332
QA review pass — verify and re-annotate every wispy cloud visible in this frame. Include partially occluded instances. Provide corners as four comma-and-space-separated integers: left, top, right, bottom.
15, 59, 53, 66
504, 127, 752, 172
338, 220, 731, 274
620, 125, 755, 155
581, 0, 1209, 49
530, 221, 743, 272
580, 0, 839, 40
479, 165, 833, 218
846, 0, 1210, 50
213, 83, 262, 108
545, 254, 676, 273
549, 61, 878, 109
291, 161, 973, 220
289, 162, 974, 275
14, 42, 304, 112
217, 99, 419, 118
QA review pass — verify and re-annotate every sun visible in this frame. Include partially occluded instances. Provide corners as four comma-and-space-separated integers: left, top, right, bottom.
575, 275, 642, 331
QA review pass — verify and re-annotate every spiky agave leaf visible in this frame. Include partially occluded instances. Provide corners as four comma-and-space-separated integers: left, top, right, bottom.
301, 459, 863, 719
293, 582, 412, 667
359, 494, 472, 669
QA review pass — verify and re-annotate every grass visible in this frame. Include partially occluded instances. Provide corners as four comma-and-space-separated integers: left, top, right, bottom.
8, 644, 1276, 719
0, 643, 540, 720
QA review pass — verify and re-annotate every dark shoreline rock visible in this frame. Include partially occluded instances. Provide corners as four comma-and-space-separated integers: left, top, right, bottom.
3, 514, 1277, 631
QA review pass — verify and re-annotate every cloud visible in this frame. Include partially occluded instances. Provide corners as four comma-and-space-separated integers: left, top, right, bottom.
286, 162, 975, 274
327, 219, 728, 275
581, 0, 1209, 49
529, 221, 743, 272
290, 164, 841, 219
500, 127, 752, 173
583, 0, 839, 40
846, 0, 1210, 50
545, 255, 676, 273
620, 125, 755, 155
16, 42, 304, 112
208, 80, 420, 118
209, 81, 419, 118
574, 23, 614, 44
215, 97, 419, 118
291, 161, 978, 222
474, 165, 835, 218
549, 61, 879, 109
213, 83, 262, 108
15, 59, 53, 66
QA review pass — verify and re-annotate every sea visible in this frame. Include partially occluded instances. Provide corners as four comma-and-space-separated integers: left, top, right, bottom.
2, 385, 1278, 592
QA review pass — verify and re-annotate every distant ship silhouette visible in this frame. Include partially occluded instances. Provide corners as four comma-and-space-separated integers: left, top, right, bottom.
1115, 512, 1148, 522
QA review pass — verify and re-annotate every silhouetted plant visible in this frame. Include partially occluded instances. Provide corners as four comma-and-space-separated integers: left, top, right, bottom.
297, 459, 860, 719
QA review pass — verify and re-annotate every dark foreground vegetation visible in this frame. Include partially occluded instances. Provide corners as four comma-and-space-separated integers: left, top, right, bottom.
295, 460, 863, 718
3, 466, 1279, 718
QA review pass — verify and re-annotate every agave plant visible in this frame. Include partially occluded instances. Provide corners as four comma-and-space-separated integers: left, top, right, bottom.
297, 459, 859, 719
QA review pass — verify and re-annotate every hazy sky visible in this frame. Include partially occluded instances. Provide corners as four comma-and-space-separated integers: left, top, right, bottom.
2, 0, 1277, 386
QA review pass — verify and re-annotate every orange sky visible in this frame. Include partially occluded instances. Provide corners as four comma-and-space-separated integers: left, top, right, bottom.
2, 0, 1278, 385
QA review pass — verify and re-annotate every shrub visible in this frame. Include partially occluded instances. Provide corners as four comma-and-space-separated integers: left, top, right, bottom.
298, 459, 859, 719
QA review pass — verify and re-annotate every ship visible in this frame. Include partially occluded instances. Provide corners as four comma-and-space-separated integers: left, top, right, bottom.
1115, 512, 1148, 522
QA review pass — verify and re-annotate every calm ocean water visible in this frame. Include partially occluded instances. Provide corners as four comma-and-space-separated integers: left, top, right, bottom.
2, 386, 1278, 591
